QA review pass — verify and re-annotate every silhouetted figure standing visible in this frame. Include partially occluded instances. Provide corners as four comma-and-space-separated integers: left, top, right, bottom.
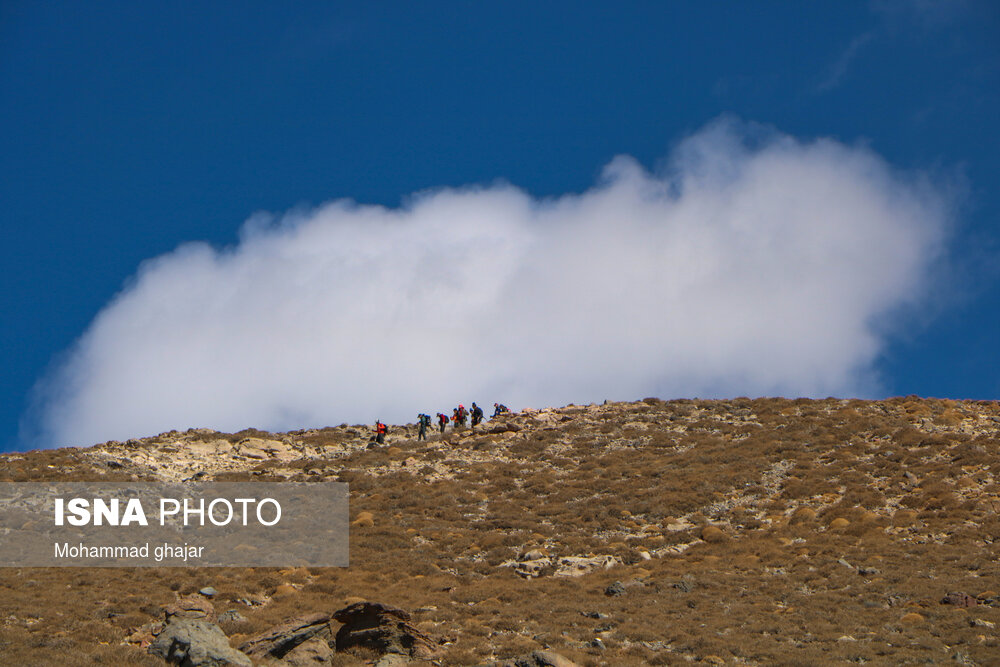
437, 413, 449, 434
417, 413, 430, 441
471, 402, 484, 427
374, 420, 388, 445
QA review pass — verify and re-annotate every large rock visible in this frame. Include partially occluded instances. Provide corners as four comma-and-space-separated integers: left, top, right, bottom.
282, 636, 334, 665
165, 596, 215, 622
148, 617, 252, 667
238, 612, 331, 659
332, 601, 436, 659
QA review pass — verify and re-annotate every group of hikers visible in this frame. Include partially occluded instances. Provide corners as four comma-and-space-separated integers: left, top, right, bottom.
373, 402, 510, 444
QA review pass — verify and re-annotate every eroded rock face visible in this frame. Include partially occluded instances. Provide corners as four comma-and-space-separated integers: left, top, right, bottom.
238, 612, 332, 659
332, 601, 437, 659
148, 617, 251, 667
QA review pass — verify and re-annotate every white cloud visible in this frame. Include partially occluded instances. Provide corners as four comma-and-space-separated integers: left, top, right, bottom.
25, 118, 951, 447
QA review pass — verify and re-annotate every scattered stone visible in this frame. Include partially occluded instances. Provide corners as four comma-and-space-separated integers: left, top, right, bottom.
554, 555, 619, 577
942, 592, 978, 608
148, 618, 252, 667
970, 618, 996, 628
511, 554, 620, 578
858, 566, 880, 576
674, 579, 693, 593
605, 581, 626, 597
581, 611, 610, 620
199, 587, 217, 598
217, 610, 246, 624
591, 637, 606, 650
125, 620, 165, 649
333, 601, 437, 659
519, 548, 546, 562
238, 612, 332, 660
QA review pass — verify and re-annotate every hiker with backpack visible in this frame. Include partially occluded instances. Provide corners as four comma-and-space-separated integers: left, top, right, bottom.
493, 403, 509, 418
455, 405, 468, 428
374, 420, 388, 445
437, 413, 449, 434
417, 413, 431, 441
470, 402, 484, 427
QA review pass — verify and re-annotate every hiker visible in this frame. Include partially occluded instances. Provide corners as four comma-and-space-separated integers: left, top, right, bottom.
374, 420, 388, 445
456, 404, 468, 427
471, 402, 484, 427
437, 413, 449, 434
417, 413, 431, 441
492, 403, 509, 418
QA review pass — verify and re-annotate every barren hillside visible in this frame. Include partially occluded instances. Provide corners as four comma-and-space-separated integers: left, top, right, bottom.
2, 396, 999, 665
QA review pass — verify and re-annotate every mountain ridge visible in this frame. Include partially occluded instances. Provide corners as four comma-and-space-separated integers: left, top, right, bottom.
1, 396, 999, 665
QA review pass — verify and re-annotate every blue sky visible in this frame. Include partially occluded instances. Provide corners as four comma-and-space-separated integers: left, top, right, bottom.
2, 2, 998, 451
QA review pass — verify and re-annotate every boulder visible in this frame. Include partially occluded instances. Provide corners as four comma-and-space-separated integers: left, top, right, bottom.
148, 617, 252, 667
238, 612, 332, 659
941, 592, 978, 608
165, 596, 215, 622
332, 601, 437, 659
283, 636, 334, 665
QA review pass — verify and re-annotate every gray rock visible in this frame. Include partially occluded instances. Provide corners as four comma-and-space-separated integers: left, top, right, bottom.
217, 610, 246, 624
199, 587, 217, 597
148, 618, 252, 667
238, 612, 331, 659
605, 581, 626, 597
283, 636, 334, 665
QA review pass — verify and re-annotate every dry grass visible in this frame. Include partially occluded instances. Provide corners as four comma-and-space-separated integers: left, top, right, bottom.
2, 397, 1000, 664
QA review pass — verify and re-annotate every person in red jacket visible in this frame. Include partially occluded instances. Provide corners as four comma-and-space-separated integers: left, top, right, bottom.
437, 413, 449, 434
374, 420, 388, 445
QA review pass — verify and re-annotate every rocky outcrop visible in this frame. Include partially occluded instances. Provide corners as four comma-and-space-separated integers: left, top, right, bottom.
148, 617, 251, 667
237, 612, 332, 660
332, 601, 437, 659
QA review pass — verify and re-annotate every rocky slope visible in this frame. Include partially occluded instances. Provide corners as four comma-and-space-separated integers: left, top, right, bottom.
1, 396, 999, 665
